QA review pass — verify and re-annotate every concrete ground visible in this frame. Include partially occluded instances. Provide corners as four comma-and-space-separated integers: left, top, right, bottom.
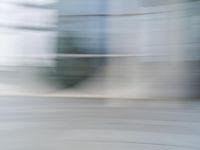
0, 96, 199, 150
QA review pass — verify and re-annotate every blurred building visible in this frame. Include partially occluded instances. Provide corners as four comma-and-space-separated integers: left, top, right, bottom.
0, 0, 57, 92
0, 0, 56, 66
0, 0, 200, 98
56, 0, 200, 98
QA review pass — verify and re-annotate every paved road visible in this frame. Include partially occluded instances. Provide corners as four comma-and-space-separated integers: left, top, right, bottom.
0, 96, 200, 150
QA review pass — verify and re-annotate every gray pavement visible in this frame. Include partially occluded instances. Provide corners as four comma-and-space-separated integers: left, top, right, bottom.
0, 96, 200, 150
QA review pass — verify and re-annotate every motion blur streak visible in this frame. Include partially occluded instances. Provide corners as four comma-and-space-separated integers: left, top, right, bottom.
0, 0, 200, 150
